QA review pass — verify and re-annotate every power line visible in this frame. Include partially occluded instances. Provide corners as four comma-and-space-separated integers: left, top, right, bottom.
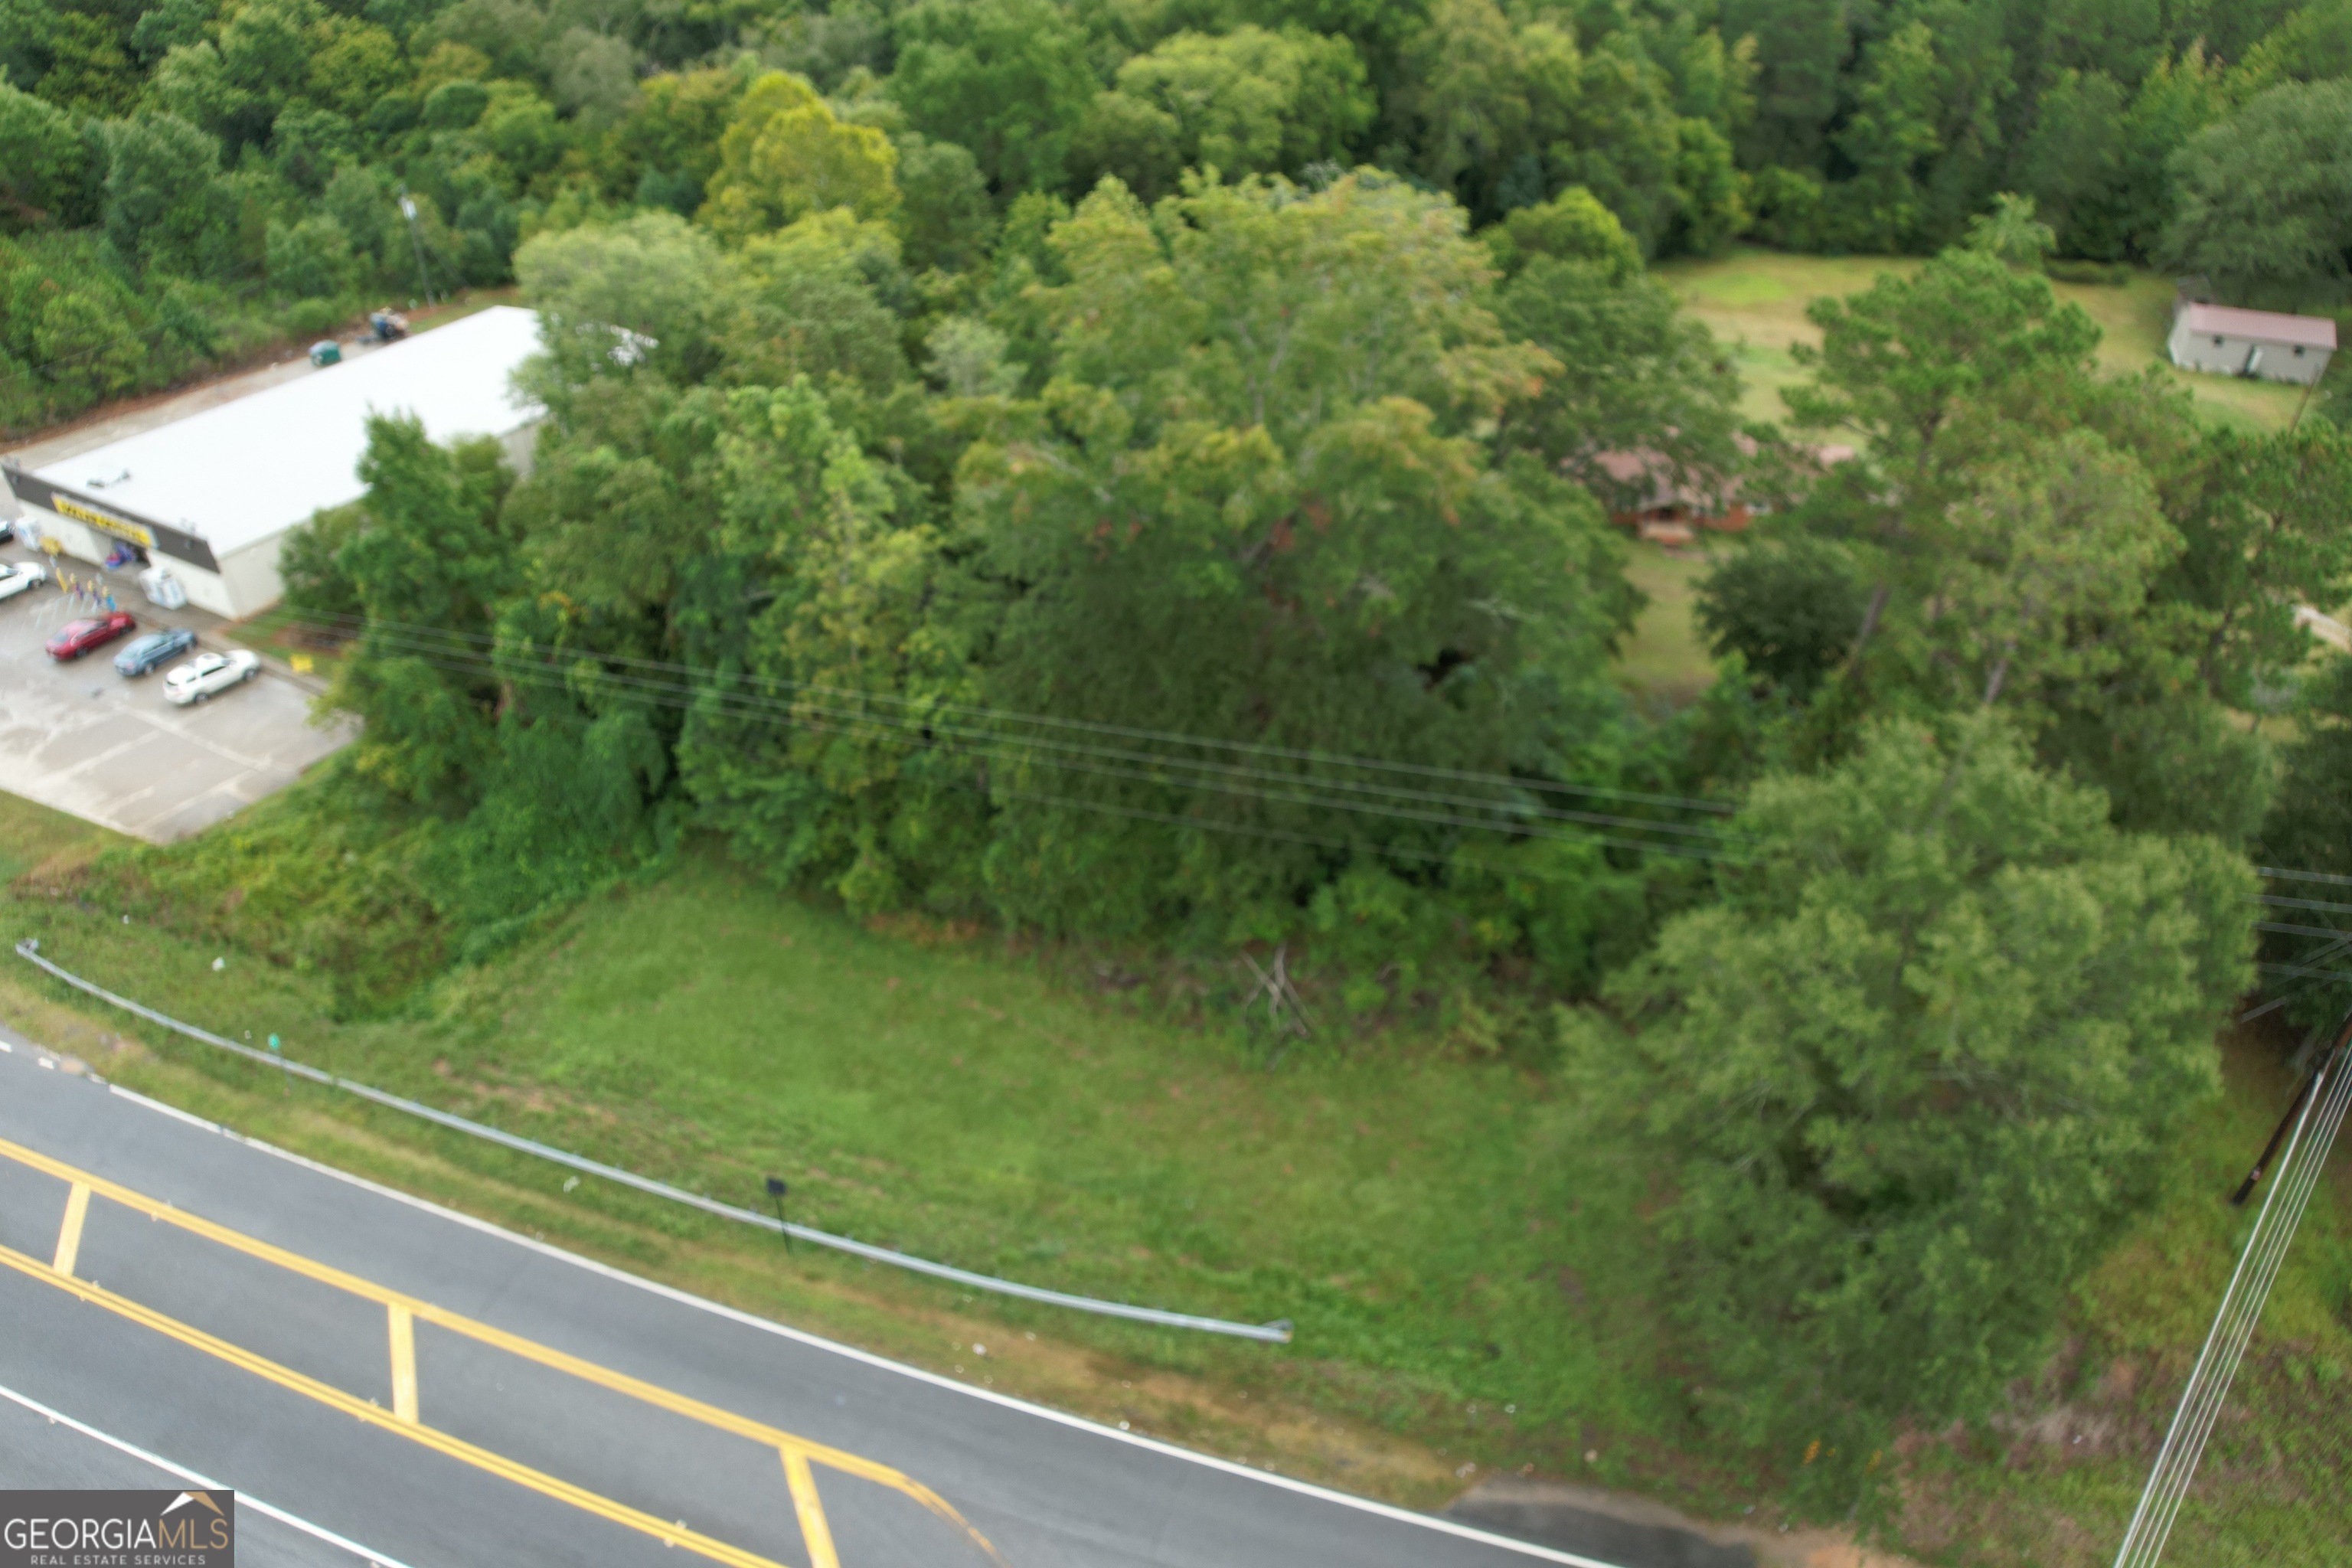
2253, 893, 2352, 916
294, 616, 1747, 851
358, 640, 1681, 880
2256, 958, 2352, 983
979, 782, 1630, 882
2112, 1006, 2352, 1568
286, 609, 1745, 818
447, 639, 1745, 848
2256, 867, 2352, 887
283, 612, 2352, 892
348, 631, 1743, 866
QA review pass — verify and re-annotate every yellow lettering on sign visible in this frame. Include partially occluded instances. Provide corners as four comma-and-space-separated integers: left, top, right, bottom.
53, 496, 156, 549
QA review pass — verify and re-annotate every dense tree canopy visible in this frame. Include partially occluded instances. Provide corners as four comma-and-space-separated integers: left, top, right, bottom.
2161, 78, 2352, 306
958, 174, 1634, 937
1581, 716, 2252, 1485
5, 0, 2339, 1520
9, 0, 2352, 432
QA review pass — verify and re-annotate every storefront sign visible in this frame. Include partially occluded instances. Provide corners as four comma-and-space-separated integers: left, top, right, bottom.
0, 464, 220, 573
51, 495, 156, 549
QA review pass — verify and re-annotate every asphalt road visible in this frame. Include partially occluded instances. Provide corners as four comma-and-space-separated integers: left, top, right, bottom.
0, 1029, 1611, 1568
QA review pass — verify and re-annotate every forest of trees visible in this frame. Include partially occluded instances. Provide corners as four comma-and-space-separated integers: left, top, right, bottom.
8, 0, 2352, 426
13, 0, 2352, 1521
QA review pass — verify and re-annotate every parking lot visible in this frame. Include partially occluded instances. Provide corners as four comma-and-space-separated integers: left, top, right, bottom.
0, 547, 352, 842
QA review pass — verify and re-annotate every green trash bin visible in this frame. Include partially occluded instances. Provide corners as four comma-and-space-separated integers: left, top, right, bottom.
309, 340, 342, 367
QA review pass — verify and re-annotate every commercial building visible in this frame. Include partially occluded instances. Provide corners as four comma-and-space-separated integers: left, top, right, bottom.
2, 305, 542, 620
2167, 301, 2337, 385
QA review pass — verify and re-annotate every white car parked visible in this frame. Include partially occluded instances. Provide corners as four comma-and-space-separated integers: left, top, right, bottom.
162, 648, 261, 706
0, 560, 47, 603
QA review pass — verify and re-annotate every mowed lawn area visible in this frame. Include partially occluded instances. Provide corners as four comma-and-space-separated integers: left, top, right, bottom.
1615, 537, 1720, 707
1658, 247, 2314, 432
1614, 250, 2321, 709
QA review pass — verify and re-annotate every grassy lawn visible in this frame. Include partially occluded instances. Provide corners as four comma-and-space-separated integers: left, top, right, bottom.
0, 791, 109, 885
1893, 1034, 2352, 1564
1615, 537, 1721, 706
4, 781, 2348, 1563
1658, 247, 2314, 433
221, 600, 347, 680
0, 812, 1703, 1514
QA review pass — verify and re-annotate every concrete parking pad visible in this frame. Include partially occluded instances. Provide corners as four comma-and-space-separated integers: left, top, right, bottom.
0, 553, 352, 842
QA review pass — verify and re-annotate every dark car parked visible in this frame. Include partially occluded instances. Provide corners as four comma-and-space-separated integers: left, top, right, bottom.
45, 611, 137, 662
113, 626, 197, 676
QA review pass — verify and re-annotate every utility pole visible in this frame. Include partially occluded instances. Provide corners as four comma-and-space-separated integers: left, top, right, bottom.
397, 188, 434, 306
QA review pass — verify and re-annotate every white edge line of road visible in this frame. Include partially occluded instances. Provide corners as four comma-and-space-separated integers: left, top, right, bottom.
0, 1379, 420, 1568
97, 1083, 1632, 1568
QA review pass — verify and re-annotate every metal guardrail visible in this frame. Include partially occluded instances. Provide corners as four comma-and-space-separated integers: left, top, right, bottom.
14, 938, 1294, 1344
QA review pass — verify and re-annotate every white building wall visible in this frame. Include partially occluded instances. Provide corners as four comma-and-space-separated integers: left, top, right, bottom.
28, 506, 110, 569
214, 534, 287, 619
2168, 318, 2334, 384
501, 421, 540, 478
162, 557, 238, 618
19, 498, 240, 616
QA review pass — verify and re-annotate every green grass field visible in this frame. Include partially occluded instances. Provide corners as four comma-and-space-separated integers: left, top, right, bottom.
4, 785, 2348, 1563
1615, 538, 1720, 706
1615, 248, 2322, 709
1, 805, 1700, 1513
220, 600, 348, 681
1658, 248, 2314, 432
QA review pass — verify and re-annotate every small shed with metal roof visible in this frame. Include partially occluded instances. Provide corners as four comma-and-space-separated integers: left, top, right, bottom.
2167, 301, 2337, 386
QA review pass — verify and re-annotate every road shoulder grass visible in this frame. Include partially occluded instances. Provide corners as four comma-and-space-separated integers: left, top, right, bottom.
3, 791, 2346, 1565
2, 815, 1710, 1515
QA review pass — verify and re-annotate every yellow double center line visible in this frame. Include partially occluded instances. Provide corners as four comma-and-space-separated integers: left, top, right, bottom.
0, 1135, 1004, 1568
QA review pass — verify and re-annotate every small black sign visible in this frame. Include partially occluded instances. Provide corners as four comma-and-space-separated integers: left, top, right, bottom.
0, 1489, 234, 1566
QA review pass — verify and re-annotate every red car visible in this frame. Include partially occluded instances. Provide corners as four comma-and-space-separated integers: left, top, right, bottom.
46, 611, 138, 662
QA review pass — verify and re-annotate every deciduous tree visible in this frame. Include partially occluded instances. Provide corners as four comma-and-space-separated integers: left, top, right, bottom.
889, 0, 1096, 196
2161, 80, 2352, 307
515, 209, 740, 386
1087, 24, 1374, 189
958, 172, 1638, 936
0, 78, 90, 229
1578, 715, 2251, 1487
697, 71, 899, 244
328, 415, 520, 804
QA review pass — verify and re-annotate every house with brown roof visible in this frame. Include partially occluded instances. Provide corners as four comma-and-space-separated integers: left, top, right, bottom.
1589, 439, 1854, 547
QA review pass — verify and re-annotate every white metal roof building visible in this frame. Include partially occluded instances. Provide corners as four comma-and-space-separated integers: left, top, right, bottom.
2167, 301, 2337, 386
2, 305, 543, 620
